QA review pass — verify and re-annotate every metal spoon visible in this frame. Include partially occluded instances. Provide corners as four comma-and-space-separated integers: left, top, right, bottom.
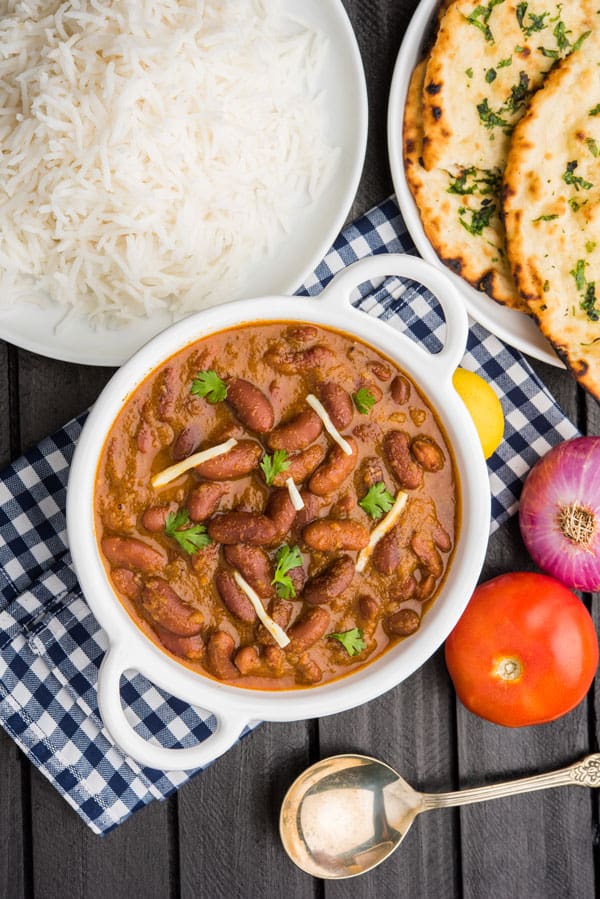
279, 752, 600, 879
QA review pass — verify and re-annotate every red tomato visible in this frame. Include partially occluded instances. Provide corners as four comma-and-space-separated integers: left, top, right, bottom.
445, 572, 598, 727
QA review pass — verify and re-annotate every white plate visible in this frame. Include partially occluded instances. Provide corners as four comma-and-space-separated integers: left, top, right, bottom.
0, 0, 367, 367
387, 0, 562, 368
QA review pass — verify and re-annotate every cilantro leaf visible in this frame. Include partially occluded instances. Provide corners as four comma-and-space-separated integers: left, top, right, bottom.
165, 509, 211, 554
563, 160, 593, 191
353, 387, 376, 415
532, 214, 559, 222
260, 450, 290, 486
458, 199, 496, 236
271, 544, 303, 599
359, 482, 395, 520
328, 628, 366, 657
590, 104, 600, 117
190, 370, 228, 404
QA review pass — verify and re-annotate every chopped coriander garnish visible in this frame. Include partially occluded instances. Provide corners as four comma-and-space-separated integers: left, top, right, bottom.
465, 67, 474, 78
571, 259, 587, 291
570, 259, 600, 321
563, 160, 593, 191
543, 280, 550, 293
497, 56, 512, 68
569, 196, 587, 212
466, 0, 505, 44
532, 213, 559, 222
586, 241, 597, 254
190, 369, 228, 404
260, 450, 290, 486
359, 482, 395, 520
485, 68, 497, 83
477, 98, 511, 132
328, 628, 366, 657
590, 104, 600, 117
586, 138, 599, 158
516, 4, 549, 37
271, 544, 303, 599
446, 167, 501, 196
165, 509, 211, 554
458, 200, 496, 236
571, 31, 591, 54
353, 387, 376, 415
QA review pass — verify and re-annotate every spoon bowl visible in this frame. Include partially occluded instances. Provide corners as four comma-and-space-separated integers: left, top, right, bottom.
279, 751, 600, 879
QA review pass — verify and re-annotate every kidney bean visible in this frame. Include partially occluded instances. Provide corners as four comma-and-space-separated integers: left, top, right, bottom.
102, 536, 165, 573
384, 431, 423, 490
363, 382, 383, 403
367, 360, 391, 381
319, 382, 353, 430
294, 491, 321, 533
187, 482, 225, 522
303, 519, 369, 552
361, 457, 384, 489
209, 512, 277, 545
136, 422, 154, 454
267, 409, 322, 452
234, 645, 261, 675
141, 504, 174, 533
141, 578, 203, 636
392, 575, 417, 602
194, 440, 262, 479
390, 374, 411, 405
110, 567, 141, 600
411, 436, 445, 472
287, 607, 330, 651
371, 530, 401, 575
296, 655, 323, 685
359, 595, 379, 621
263, 644, 286, 675
410, 533, 443, 577
285, 325, 318, 342
433, 522, 452, 553
206, 631, 240, 680
157, 366, 179, 421
353, 422, 380, 442
256, 599, 293, 645
386, 608, 420, 636
331, 491, 356, 517
303, 555, 354, 604
226, 378, 275, 433
215, 568, 257, 622
155, 626, 205, 661
224, 545, 275, 598
289, 564, 306, 595
308, 437, 358, 496
172, 422, 201, 461
268, 344, 335, 374
272, 445, 324, 486
265, 489, 297, 540
416, 573, 437, 601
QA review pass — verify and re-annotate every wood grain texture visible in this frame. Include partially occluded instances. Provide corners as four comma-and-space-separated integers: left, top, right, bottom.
178, 722, 316, 899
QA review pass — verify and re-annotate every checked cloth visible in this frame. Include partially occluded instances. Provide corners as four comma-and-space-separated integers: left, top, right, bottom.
0, 197, 579, 834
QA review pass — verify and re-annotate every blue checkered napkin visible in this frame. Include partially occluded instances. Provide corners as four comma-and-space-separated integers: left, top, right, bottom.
0, 197, 578, 835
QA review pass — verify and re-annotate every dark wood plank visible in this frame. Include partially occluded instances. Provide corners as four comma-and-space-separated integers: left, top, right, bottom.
0, 341, 27, 899
29, 767, 173, 899
457, 377, 595, 899
320, 655, 460, 899
178, 722, 316, 899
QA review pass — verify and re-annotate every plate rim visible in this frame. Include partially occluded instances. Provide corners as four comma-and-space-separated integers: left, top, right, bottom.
386, 0, 564, 369
0, 0, 368, 367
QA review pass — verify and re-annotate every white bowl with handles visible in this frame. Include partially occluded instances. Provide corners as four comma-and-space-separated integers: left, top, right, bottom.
67, 254, 490, 771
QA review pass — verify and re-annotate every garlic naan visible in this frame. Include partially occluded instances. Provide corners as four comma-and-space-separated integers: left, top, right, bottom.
504, 31, 600, 397
422, 1, 596, 172
404, 60, 526, 310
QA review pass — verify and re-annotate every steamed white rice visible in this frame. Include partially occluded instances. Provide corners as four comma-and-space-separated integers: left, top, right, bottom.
0, 0, 336, 326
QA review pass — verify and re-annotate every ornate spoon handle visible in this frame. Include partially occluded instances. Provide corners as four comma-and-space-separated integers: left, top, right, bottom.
421, 753, 600, 811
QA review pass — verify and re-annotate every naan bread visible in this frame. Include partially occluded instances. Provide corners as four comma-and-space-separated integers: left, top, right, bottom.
404, 60, 527, 310
504, 31, 600, 397
422, 1, 597, 172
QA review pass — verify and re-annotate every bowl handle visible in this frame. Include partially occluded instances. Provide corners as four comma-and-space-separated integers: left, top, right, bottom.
318, 254, 468, 378
98, 645, 249, 771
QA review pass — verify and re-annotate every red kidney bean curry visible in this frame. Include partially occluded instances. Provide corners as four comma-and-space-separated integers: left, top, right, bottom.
95, 322, 459, 689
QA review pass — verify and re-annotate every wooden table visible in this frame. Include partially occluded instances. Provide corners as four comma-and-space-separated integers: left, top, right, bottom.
0, 2, 598, 897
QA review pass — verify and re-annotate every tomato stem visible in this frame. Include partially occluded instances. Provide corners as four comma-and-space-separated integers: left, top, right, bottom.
558, 503, 596, 550
494, 657, 522, 682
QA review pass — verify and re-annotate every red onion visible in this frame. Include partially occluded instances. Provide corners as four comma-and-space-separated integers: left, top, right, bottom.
519, 437, 600, 591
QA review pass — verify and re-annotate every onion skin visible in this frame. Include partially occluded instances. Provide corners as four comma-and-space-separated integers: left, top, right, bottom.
519, 437, 600, 591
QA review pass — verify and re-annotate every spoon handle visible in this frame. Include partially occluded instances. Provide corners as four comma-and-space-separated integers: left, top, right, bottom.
421, 753, 600, 811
